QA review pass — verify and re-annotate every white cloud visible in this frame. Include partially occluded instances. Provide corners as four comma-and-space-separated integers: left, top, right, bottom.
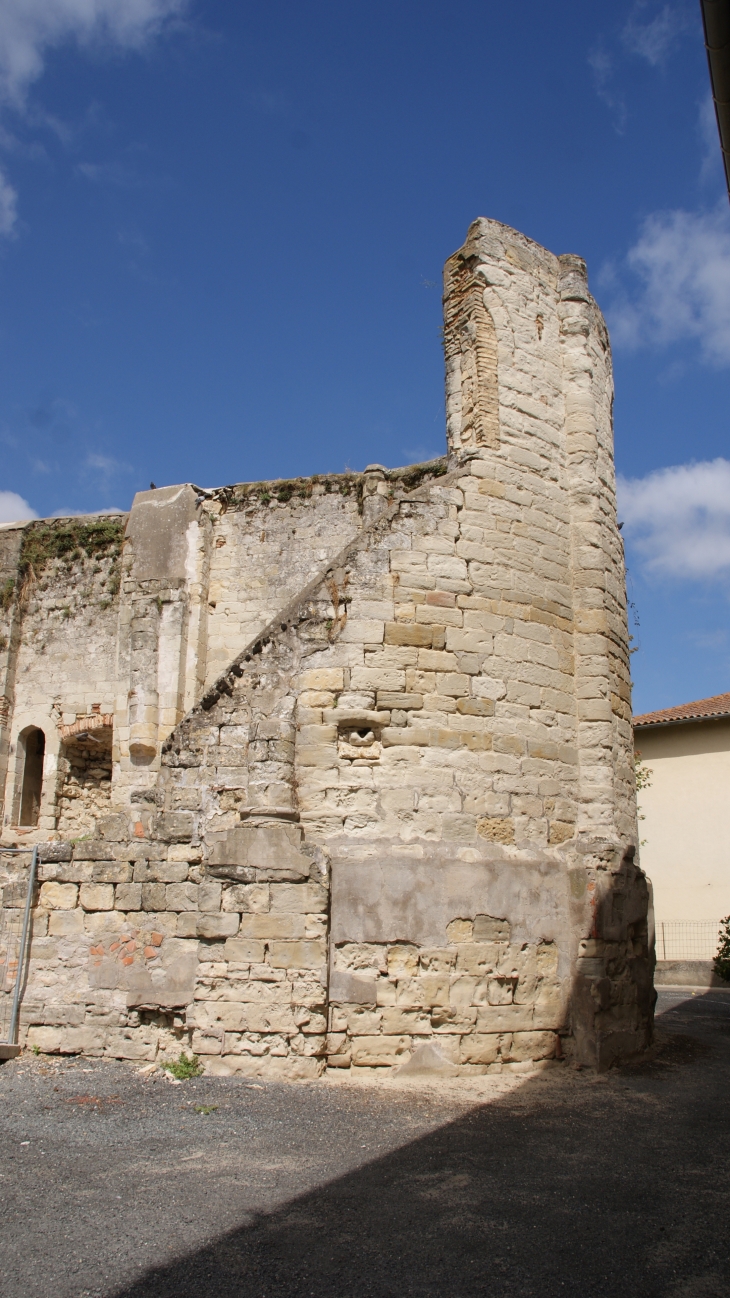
618, 459, 730, 579
0, 1, 187, 109
0, 1, 187, 237
607, 204, 730, 366
0, 489, 38, 523
622, 3, 690, 67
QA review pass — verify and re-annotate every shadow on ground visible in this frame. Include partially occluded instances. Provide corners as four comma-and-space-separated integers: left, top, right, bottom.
114, 990, 728, 1298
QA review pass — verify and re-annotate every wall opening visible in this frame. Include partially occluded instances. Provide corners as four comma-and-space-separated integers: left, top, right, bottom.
55, 725, 113, 835
18, 727, 45, 827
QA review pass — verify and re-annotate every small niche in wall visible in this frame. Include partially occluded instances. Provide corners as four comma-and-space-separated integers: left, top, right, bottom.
56, 725, 113, 835
337, 722, 381, 762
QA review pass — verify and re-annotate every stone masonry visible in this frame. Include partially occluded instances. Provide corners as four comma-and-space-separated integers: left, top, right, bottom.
0, 219, 654, 1075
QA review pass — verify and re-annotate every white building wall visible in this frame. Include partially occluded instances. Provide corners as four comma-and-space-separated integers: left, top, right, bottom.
636, 719, 730, 927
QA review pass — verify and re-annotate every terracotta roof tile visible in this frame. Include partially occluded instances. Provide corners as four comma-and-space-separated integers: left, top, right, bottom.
633, 692, 730, 727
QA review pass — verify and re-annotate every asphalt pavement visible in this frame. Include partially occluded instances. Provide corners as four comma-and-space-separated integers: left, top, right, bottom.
1, 986, 728, 1298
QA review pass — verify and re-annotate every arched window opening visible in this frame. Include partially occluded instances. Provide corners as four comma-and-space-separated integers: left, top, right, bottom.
56, 725, 113, 835
19, 728, 45, 827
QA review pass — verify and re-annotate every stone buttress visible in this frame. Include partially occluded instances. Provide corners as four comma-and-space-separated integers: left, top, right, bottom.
0, 219, 653, 1074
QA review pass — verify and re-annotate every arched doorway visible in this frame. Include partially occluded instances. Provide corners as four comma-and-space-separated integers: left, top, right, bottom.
18, 727, 45, 827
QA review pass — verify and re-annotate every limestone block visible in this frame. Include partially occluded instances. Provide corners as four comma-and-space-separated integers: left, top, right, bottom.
98, 813, 130, 842
40, 882, 78, 910
376, 692, 423, 710
270, 882, 327, 913
237, 913, 305, 940
114, 882, 141, 913
142, 883, 167, 911
381, 727, 428, 746
198, 880, 222, 913
165, 882, 200, 911
475, 1004, 542, 1032
208, 824, 311, 880
197, 914, 239, 939
84, 910, 130, 935
59, 1026, 105, 1055
383, 623, 433, 647
329, 970, 378, 1005
340, 619, 384, 644
454, 943, 501, 975
299, 669, 344, 690
92, 863, 134, 884
476, 817, 515, 845
267, 939, 326, 969
342, 1007, 382, 1035
418, 649, 458, 671
48, 910, 84, 936
459, 1033, 501, 1065
446, 918, 473, 943
350, 1035, 411, 1066
26, 1026, 63, 1053
134, 862, 190, 884
504, 1030, 557, 1061
387, 945, 418, 977
167, 844, 204, 863
395, 975, 450, 1009
430, 1005, 477, 1033
418, 948, 457, 973
222, 883, 270, 912
191, 1031, 223, 1055
223, 937, 266, 962
381, 1008, 431, 1035
152, 812, 194, 842
79, 883, 114, 911
416, 605, 462, 627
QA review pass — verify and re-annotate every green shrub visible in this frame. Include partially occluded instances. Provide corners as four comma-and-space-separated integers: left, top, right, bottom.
714, 916, 730, 983
162, 1051, 203, 1079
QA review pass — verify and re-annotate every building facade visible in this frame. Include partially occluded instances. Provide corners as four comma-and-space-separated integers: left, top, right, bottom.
635, 694, 730, 968
0, 218, 652, 1074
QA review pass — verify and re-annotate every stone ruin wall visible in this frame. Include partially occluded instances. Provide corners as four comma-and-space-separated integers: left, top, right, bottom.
0, 218, 653, 1075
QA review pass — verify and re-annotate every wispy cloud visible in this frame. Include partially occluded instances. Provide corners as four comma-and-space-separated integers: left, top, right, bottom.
85, 451, 131, 478
75, 160, 140, 187
0, 165, 17, 235
0, 0, 188, 237
587, 43, 627, 132
0, 489, 38, 523
51, 504, 125, 517
605, 203, 730, 366
621, 2, 691, 67
618, 459, 730, 579
0, 1, 188, 109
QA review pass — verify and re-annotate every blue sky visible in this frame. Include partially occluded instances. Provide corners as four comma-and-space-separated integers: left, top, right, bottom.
0, 1, 729, 714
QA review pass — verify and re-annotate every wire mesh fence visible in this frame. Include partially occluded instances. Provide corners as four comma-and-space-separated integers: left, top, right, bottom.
656, 920, 723, 962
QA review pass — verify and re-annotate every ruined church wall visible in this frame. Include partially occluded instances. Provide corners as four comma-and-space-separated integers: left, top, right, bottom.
3, 453, 648, 1075
0, 218, 650, 1076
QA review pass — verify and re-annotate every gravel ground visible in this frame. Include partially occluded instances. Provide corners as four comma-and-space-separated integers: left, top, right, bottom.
1, 987, 729, 1298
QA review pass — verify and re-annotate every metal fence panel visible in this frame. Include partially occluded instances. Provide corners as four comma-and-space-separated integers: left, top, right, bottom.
657, 920, 722, 962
